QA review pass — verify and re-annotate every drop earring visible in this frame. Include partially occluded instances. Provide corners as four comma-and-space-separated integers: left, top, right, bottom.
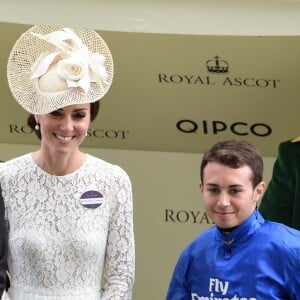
35, 123, 40, 131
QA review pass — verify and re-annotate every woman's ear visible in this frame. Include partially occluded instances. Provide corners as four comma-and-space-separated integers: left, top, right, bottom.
34, 115, 39, 124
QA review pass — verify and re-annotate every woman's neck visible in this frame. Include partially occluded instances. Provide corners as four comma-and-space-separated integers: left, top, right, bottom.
33, 149, 86, 176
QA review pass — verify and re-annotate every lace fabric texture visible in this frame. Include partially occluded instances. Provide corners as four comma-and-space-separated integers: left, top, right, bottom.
0, 154, 135, 300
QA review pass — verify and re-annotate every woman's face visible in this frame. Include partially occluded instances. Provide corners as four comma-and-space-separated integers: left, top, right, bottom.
35, 104, 91, 155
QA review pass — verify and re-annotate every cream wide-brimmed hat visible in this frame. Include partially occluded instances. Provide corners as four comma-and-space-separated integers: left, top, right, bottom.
7, 25, 114, 114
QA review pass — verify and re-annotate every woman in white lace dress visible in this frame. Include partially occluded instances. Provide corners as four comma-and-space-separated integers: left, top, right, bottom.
0, 25, 135, 300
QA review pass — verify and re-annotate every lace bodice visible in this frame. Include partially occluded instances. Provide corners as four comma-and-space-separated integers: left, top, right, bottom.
0, 154, 135, 300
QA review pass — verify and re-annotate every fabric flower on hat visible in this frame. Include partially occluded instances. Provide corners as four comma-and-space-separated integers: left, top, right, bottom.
30, 28, 108, 93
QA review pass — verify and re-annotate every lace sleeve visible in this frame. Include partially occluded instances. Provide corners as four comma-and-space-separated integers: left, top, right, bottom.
102, 166, 135, 300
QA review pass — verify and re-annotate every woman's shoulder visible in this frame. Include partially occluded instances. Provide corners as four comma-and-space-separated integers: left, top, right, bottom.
0, 153, 32, 172
0, 153, 33, 184
85, 155, 131, 180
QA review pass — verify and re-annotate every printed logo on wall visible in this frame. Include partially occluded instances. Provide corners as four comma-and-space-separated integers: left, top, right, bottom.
157, 55, 280, 89
164, 208, 213, 225
206, 55, 229, 73
176, 119, 272, 137
165, 55, 278, 138
8, 123, 130, 141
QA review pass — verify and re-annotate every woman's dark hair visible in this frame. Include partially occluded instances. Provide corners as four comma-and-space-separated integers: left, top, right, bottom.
200, 140, 263, 188
28, 101, 100, 140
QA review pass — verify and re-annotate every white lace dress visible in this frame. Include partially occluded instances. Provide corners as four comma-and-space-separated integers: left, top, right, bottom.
0, 154, 135, 300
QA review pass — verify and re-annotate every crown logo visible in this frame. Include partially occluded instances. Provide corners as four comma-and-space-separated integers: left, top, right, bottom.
206, 55, 229, 73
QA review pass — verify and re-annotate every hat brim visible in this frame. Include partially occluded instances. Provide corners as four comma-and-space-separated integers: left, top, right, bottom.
7, 25, 114, 114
